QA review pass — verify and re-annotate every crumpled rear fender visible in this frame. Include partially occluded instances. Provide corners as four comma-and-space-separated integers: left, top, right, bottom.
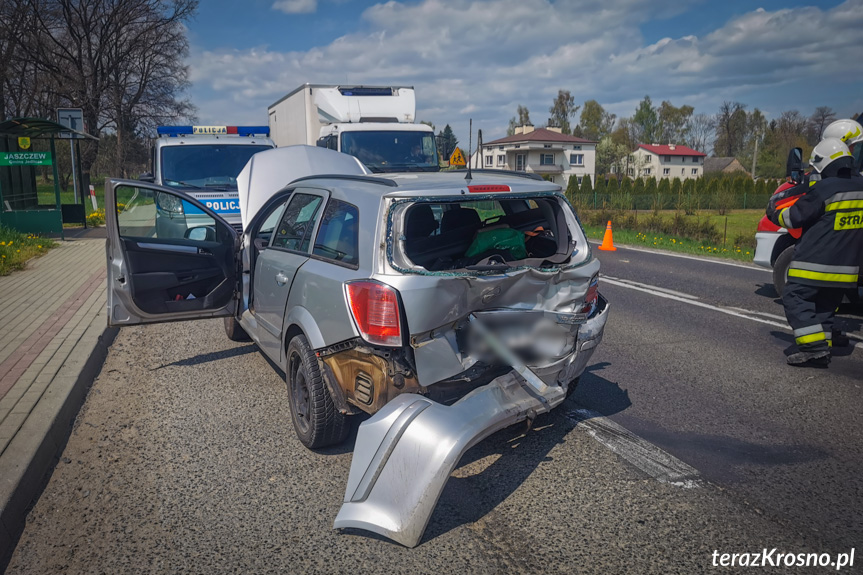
333, 372, 564, 547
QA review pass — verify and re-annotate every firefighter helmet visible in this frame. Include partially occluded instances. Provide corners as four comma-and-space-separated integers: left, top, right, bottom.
822, 119, 863, 146
809, 138, 853, 173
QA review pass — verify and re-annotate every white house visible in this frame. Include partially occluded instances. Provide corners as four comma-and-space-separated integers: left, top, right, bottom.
480, 125, 596, 186
619, 143, 706, 181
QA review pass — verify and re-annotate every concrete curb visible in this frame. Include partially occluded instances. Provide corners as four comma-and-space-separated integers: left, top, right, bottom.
0, 310, 117, 569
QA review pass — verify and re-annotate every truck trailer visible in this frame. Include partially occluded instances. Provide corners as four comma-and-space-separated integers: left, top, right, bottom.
267, 85, 439, 173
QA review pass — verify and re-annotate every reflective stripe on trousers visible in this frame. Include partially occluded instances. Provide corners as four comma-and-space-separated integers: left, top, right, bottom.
793, 325, 833, 347
788, 261, 859, 285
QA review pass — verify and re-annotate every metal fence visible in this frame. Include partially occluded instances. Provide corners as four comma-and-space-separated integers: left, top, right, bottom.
570, 191, 774, 212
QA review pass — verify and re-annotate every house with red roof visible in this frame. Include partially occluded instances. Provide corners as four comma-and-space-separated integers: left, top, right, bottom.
616, 143, 706, 181
480, 125, 596, 186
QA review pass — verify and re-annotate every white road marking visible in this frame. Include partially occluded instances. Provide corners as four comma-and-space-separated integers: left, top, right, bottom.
567, 408, 701, 488
602, 276, 863, 350
603, 275, 700, 300
589, 240, 770, 272
600, 276, 789, 329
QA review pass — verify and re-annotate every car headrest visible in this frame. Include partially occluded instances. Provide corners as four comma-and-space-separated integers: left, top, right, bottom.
406, 204, 438, 238
440, 207, 481, 234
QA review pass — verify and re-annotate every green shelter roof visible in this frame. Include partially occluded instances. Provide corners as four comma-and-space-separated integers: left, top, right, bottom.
0, 117, 97, 140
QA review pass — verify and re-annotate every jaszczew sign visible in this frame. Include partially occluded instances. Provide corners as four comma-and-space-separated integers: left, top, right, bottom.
0, 151, 52, 166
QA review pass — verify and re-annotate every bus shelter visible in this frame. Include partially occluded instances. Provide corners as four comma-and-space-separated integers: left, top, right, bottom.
0, 117, 97, 240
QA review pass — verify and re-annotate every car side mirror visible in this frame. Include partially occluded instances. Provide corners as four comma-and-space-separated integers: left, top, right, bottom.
185, 226, 215, 242
785, 147, 803, 183
138, 172, 155, 183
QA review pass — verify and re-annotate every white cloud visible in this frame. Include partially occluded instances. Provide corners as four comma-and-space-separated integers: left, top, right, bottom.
190, 0, 863, 139
272, 0, 317, 14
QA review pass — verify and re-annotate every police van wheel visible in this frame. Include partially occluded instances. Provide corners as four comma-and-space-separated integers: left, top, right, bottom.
286, 334, 348, 449
224, 316, 251, 342
773, 246, 794, 297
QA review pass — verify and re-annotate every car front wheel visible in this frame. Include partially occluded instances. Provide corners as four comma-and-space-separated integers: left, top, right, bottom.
286, 334, 348, 449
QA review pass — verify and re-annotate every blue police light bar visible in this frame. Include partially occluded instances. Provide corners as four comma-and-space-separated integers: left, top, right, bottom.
156, 126, 270, 137
157, 126, 193, 136
236, 126, 269, 136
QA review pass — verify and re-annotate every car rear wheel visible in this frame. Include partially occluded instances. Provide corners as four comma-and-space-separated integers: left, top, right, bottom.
224, 316, 251, 341
286, 334, 348, 449
773, 246, 794, 297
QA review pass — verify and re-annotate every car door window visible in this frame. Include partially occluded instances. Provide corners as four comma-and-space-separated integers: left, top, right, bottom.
116, 186, 215, 240
272, 193, 323, 252
255, 201, 288, 247
313, 200, 359, 266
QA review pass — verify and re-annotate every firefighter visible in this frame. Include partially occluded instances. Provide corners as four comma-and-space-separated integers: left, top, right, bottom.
768, 138, 863, 367
823, 118, 863, 155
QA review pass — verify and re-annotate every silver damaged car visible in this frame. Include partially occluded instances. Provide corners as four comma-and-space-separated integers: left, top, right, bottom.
105, 145, 609, 547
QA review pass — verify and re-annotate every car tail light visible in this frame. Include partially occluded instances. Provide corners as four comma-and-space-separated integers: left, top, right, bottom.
346, 281, 402, 347
581, 275, 599, 314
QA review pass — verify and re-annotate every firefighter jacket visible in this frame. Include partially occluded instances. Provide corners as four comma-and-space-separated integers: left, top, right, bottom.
776, 173, 863, 288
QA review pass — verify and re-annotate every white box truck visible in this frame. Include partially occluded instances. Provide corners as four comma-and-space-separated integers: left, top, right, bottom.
267, 85, 439, 173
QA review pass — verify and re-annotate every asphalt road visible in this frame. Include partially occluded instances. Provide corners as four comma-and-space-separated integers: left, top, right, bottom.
6, 246, 862, 574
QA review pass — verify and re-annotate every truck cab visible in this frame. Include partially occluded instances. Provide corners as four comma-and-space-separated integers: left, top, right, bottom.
141, 125, 275, 234
268, 85, 439, 173
316, 122, 439, 173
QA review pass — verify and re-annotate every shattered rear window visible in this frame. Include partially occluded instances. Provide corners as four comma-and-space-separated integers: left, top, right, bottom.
395, 195, 585, 273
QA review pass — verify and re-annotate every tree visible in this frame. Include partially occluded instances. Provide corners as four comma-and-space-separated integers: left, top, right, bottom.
713, 101, 748, 157
596, 136, 629, 177
632, 96, 659, 144
688, 113, 715, 154
580, 174, 593, 196
657, 101, 694, 145
437, 124, 458, 160
671, 177, 683, 211
565, 175, 578, 202
655, 178, 670, 212
595, 173, 607, 195
578, 100, 615, 141
506, 104, 532, 135
632, 177, 645, 197
740, 108, 767, 176
548, 90, 579, 135
24, 0, 199, 185
756, 110, 811, 178
809, 106, 836, 142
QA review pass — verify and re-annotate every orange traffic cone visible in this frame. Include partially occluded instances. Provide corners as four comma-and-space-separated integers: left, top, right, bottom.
598, 221, 616, 251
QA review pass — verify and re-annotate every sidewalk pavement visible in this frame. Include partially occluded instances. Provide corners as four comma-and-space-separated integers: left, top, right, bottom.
0, 233, 115, 564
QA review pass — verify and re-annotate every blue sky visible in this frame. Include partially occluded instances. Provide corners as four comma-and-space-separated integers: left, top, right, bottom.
185, 0, 862, 145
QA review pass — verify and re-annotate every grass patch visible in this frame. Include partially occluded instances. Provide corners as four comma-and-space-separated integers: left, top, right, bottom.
579, 208, 764, 262
0, 226, 57, 275
36, 181, 105, 215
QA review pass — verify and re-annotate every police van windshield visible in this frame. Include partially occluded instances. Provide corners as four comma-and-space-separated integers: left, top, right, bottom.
161, 145, 272, 190
340, 131, 438, 173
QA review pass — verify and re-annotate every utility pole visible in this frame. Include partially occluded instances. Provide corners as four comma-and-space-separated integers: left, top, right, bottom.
751, 130, 759, 180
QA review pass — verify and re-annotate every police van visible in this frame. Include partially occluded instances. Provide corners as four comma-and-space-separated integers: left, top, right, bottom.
140, 126, 275, 234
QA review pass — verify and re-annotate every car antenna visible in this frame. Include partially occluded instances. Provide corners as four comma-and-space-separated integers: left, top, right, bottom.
465, 119, 473, 184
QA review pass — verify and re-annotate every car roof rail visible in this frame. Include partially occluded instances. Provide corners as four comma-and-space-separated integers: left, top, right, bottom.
289, 174, 399, 187
465, 169, 545, 181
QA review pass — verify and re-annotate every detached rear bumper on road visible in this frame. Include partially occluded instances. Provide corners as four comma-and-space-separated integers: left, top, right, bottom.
334, 295, 609, 547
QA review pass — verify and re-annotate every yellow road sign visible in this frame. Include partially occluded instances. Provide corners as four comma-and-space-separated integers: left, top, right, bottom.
18, 137, 30, 150
449, 147, 466, 166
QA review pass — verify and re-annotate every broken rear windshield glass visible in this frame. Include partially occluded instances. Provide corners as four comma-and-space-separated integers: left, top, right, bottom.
398, 196, 580, 272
